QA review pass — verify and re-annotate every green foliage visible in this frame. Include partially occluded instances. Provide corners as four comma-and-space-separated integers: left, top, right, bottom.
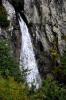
0, 77, 30, 100
0, 76, 66, 100
0, 39, 17, 77
0, 5, 9, 28
0, 40, 66, 100
50, 48, 59, 59
52, 48, 66, 84
0, 39, 26, 83
50, 46, 59, 65
35, 76, 66, 100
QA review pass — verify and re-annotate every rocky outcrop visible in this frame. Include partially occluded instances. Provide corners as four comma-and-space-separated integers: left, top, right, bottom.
1, 0, 21, 63
24, 0, 66, 77
24, 0, 66, 52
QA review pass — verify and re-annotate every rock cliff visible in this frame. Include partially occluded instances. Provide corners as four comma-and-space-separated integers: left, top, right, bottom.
23, 0, 66, 77
0, 0, 66, 78
0, 0, 21, 63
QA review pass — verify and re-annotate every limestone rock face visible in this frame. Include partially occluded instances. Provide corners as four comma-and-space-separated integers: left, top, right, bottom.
24, 0, 66, 76
24, 0, 66, 50
1, 0, 21, 63
1, 0, 66, 78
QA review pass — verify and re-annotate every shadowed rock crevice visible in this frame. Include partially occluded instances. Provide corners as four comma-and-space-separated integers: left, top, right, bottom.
8, 0, 24, 12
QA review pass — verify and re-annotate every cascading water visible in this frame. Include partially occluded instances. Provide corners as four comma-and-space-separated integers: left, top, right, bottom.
19, 15, 41, 88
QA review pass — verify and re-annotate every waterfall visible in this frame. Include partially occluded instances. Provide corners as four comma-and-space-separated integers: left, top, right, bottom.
19, 15, 41, 88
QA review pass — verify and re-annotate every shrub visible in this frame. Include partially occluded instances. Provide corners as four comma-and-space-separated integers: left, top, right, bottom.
34, 76, 66, 100
0, 77, 30, 100
52, 48, 66, 84
0, 76, 66, 100
0, 39, 26, 83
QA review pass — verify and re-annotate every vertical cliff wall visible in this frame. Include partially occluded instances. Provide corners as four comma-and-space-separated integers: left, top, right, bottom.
1, 0, 66, 78
0, 0, 21, 63
24, 0, 66, 77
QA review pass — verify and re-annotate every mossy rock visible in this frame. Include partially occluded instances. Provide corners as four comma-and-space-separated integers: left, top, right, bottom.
0, 5, 9, 28
50, 48, 59, 60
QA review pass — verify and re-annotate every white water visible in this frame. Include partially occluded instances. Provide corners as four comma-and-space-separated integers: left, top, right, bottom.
19, 15, 41, 88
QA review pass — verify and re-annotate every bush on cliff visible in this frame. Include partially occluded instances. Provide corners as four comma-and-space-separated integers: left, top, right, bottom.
52, 48, 66, 84
0, 38, 26, 83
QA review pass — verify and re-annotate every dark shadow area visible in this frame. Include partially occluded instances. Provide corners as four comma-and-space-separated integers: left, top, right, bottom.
9, 0, 24, 11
